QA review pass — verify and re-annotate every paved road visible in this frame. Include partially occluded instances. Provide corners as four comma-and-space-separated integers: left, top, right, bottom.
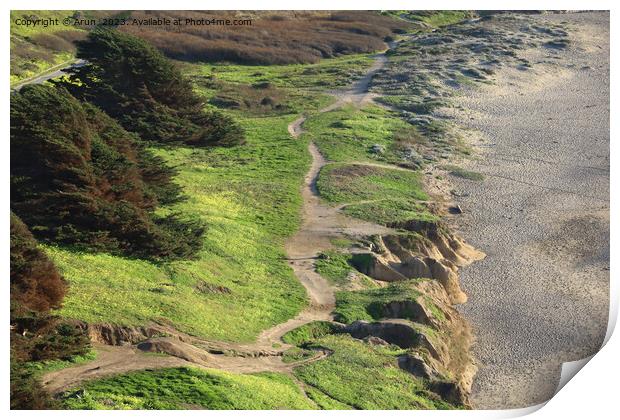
448, 12, 609, 409
11, 59, 85, 91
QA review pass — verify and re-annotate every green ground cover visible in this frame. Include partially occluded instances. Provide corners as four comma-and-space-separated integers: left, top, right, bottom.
317, 163, 427, 203
281, 347, 316, 363
407, 11, 469, 27
282, 321, 337, 346
315, 250, 377, 288
386, 11, 470, 28
304, 386, 353, 409
22, 349, 97, 377
303, 104, 411, 164
343, 200, 438, 225
60, 367, 314, 409
334, 281, 422, 323
184, 54, 376, 90
293, 334, 456, 409
316, 162, 437, 225
315, 251, 355, 286
303, 103, 440, 224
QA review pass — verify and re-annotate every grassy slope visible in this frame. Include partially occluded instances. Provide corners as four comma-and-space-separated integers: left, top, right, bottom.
49, 56, 375, 343
22, 350, 98, 378
386, 10, 469, 28
294, 334, 455, 409
186, 54, 377, 90
278, 320, 455, 409
411, 11, 470, 27
304, 104, 410, 163
9, 11, 82, 84
304, 104, 438, 225
315, 250, 356, 286
334, 281, 423, 324
61, 367, 315, 409
49, 116, 309, 342
281, 321, 336, 346
314, 250, 377, 288
317, 163, 427, 203
316, 162, 436, 225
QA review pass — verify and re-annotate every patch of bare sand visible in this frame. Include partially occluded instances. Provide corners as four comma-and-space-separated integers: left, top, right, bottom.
442, 12, 609, 409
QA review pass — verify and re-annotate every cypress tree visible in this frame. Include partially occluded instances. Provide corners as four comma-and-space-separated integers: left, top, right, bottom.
58, 29, 244, 146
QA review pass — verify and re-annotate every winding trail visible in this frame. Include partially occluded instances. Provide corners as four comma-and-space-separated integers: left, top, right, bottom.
42, 48, 396, 395
214, 46, 403, 350
240, 48, 398, 350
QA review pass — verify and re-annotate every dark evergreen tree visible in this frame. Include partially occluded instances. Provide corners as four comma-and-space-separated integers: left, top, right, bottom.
57, 29, 244, 146
11, 85, 205, 260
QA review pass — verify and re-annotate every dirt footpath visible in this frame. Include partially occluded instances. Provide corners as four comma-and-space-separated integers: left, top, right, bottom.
446, 12, 609, 409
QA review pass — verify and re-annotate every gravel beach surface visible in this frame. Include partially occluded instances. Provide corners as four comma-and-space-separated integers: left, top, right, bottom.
446, 12, 610, 409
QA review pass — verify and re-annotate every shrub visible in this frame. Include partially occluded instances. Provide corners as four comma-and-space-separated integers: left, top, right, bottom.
10, 361, 55, 409
30, 32, 75, 52
11, 318, 91, 409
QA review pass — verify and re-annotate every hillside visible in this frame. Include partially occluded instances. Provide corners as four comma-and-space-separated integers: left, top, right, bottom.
120, 11, 412, 65
10, 11, 106, 85
10, 10, 413, 85
11, 10, 603, 411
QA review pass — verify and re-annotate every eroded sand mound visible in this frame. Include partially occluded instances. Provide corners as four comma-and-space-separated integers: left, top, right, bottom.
338, 278, 477, 407
352, 220, 484, 304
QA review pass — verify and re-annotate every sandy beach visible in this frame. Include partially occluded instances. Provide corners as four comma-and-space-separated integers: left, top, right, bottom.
445, 11, 610, 409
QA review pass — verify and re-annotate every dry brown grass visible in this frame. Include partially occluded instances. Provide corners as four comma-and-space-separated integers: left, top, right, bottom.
121, 11, 412, 65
